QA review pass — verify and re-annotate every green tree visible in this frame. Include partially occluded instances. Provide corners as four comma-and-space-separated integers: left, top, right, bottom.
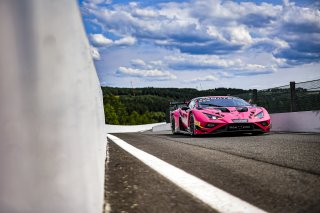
104, 103, 119, 124
128, 111, 141, 125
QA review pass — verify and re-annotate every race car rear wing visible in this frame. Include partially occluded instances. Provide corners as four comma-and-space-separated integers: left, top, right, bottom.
169, 101, 188, 110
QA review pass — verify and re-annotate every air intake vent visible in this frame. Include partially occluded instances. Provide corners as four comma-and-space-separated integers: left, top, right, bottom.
236, 107, 248, 112
216, 108, 230, 113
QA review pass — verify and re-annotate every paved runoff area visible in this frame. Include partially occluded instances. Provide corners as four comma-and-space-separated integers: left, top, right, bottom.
105, 131, 320, 213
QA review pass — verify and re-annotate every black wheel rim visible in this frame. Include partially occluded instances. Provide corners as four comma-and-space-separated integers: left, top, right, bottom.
171, 118, 175, 133
190, 115, 195, 135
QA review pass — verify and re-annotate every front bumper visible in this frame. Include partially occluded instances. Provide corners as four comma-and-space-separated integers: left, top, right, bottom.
194, 119, 271, 135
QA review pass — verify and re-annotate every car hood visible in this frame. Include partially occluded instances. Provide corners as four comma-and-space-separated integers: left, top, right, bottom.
200, 106, 264, 120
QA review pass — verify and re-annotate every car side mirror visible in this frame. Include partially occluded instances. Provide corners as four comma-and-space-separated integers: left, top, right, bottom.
181, 106, 190, 111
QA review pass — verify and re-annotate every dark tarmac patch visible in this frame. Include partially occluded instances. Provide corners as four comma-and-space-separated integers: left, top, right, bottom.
105, 141, 217, 213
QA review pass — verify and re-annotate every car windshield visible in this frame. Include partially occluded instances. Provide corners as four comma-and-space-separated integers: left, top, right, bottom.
198, 97, 250, 107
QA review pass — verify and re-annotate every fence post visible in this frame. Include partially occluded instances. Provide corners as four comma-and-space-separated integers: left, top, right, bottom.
166, 108, 171, 123
290, 81, 297, 112
252, 89, 258, 104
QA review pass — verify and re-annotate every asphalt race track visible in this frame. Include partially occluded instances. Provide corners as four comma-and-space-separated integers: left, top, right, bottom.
106, 131, 320, 213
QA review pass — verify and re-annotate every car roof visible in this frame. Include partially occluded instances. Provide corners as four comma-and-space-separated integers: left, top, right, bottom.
194, 96, 239, 99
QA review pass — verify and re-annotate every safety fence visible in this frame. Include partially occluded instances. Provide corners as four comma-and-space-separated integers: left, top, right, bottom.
235, 79, 320, 113
166, 79, 320, 122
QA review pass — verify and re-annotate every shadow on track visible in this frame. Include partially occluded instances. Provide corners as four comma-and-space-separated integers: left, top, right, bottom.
162, 132, 269, 139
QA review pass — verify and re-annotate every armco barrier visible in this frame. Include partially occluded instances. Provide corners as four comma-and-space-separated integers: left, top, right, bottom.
152, 123, 171, 132
0, 1, 106, 213
106, 123, 166, 133
270, 111, 320, 133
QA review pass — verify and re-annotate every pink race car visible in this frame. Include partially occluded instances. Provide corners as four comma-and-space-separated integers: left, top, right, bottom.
170, 96, 271, 136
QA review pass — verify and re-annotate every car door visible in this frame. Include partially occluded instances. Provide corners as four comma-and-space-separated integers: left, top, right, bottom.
180, 100, 195, 127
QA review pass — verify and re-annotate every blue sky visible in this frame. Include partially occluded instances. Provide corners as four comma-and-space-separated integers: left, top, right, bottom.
79, 0, 320, 89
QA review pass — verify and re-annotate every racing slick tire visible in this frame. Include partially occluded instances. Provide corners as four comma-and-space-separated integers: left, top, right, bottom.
171, 116, 177, 134
189, 113, 197, 136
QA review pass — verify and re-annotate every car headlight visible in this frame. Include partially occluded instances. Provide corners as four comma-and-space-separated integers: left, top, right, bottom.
203, 113, 218, 120
255, 111, 264, 119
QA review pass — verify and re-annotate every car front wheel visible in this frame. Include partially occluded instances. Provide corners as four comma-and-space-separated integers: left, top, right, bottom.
189, 113, 196, 136
171, 116, 177, 134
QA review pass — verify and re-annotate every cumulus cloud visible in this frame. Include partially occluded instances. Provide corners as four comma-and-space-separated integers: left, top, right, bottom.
80, 0, 320, 87
114, 36, 136, 46
91, 34, 113, 46
273, 4, 320, 63
90, 46, 100, 60
189, 75, 219, 82
83, 0, 320, 64
90, 34, 136, 47
116, 66, 176, 80
84, 0, 112, 4
84, 1, 246, 54
164, 54, 275, 75
122, 54, 274, 83
131, 59, 146, 67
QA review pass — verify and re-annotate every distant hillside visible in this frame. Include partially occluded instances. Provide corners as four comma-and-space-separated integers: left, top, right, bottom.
101, 87, 251, 125
102, 87, 250, 100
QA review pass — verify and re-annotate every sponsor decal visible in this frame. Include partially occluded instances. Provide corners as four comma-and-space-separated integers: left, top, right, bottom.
232, 119, 248, 123
194, 120, 202, 128
228, 124, 253, 130
198, 97, 234, 102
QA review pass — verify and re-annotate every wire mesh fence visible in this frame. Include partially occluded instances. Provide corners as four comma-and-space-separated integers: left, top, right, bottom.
233, 91, 253, 102
295, 79, 320, 112
256, 85, 291, 113
235, 79, 320, 113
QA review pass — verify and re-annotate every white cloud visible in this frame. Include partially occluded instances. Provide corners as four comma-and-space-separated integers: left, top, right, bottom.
229, 26, 252, 45
124, 53, 274, 82
86, 0, 112, 4
85, 0, 319, 62
117, 66, 176, 80
114, 36, 136, 46
131, 59, 146, 67
90, 46, 100, 60
164, 54, 274, 75
81, 0, 320, 88
133, 8, 158, 17
91, 34, 137, 48
130, 59, 154, 69
190, 75, 219, 82
166, 54, 236, 69
91, 34, 113, 46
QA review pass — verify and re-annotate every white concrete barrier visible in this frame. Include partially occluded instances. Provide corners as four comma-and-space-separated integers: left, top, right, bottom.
271, 110, 320, 133
152, 123, 171, 132
0, 1, 106, 213
106, 123, 166, 133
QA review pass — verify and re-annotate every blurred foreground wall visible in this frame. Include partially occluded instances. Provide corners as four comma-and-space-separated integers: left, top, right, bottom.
0, 1, 106, 212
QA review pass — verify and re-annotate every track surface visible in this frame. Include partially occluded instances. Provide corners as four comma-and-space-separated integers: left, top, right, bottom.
106, 131, 320, 213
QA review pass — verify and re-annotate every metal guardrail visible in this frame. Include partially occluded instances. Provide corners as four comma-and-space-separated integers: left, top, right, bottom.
235, 79, 320, 113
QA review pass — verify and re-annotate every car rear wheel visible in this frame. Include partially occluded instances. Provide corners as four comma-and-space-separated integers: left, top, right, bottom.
189, 113, 196, 136
171, 116, 177, 134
